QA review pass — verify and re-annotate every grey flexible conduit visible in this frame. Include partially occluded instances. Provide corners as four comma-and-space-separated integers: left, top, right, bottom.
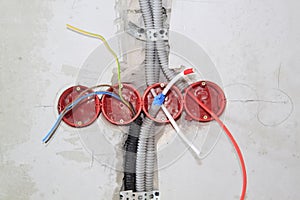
145, 119, 156, 192
136, 0, 189, 193
136, 0, 153, 193
136, 106, 160, 192
124, 0, 157, 192
152, 0, 187, 91
136, 0, 169, 192
153, 0, 175, 81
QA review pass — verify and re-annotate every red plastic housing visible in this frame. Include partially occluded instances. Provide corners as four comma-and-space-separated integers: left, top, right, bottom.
143, 83, 183, 123
57, 85, 101, 127
101, 84, 142, 125
184, 81, 226, 122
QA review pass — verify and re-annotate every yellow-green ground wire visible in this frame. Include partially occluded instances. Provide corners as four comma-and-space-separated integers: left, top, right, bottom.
66, 24, 131, 111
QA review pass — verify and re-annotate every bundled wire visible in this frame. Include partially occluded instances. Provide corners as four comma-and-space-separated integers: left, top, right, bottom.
66, 24, 131, 110
42, 91, 121, 144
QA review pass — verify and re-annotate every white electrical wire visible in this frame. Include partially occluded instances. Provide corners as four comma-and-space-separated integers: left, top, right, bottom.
162, 68, 194, 96
162, 105, 201, 156
151, 68, 201, 157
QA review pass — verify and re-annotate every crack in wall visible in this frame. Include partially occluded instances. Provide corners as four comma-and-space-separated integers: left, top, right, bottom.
228, 99, 289, 104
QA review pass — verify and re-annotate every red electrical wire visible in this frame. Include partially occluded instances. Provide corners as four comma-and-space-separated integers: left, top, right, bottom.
187, 91, 247, 200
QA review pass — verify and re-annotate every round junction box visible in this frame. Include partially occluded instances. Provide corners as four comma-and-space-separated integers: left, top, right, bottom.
184, 81, 226, 122
143, 83, 183, 123
57, 85, 101, 127
101, 84, 142, 125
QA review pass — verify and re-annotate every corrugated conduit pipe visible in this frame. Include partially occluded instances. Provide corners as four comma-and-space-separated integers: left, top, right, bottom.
136, 0, 190, 192
152, 0, 187, 91
123, 0, 157, 190
129, 0, 158, 193
123, 116, 143, 191
124, 1, 160, 191
123, 0, 156, 190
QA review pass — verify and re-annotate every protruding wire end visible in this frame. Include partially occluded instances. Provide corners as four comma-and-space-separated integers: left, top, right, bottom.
183, 68, 194, 75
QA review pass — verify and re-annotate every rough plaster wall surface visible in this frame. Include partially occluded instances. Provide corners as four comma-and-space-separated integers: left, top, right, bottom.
0, 1, 118, 200
0, 0, 299, 200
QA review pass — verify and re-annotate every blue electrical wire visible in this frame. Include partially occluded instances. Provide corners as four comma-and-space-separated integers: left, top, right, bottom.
42, 91, 121, 143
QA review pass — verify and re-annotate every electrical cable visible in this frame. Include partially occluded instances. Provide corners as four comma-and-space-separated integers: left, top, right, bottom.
78, 84, 135, 114
65, 25, 136, 192
152, 68, 247, 199
136, 0, 189, 192
43, 84, 114, 144
136, 67, 195, 192
151, 89, 201, 156
186, 91, 247, 200
162, 68, 194, 96
66, 24, 131, 110
136, 0, 157, 191
151, 68, 202, 156
42, 112, 65, 144
78, 84, 113, 96
42, 91, 121, 144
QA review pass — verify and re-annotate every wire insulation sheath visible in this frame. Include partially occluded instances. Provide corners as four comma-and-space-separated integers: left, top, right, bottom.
66, 24, 130, 109
42, 91, 121, 144
187, 91, 247, 200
